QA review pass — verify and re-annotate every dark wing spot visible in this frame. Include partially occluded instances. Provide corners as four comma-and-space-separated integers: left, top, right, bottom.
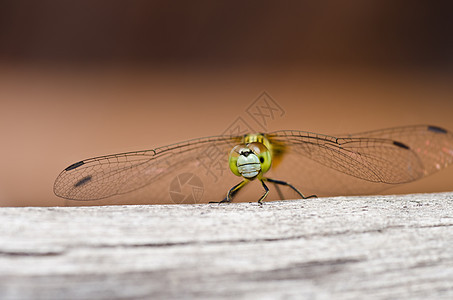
74, 175, 92, 187
427, 126, 447, 134
393, 141, 410, 150
65, 161, 85, 171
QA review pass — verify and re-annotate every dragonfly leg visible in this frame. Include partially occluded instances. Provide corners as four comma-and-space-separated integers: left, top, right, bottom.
264, 178, 317, 199
273, 183, 285, 200
258, 179, 270, 204
209, 180, 248, 204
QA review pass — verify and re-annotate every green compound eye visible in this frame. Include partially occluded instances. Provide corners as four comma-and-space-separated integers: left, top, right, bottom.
228, 145, 243, 177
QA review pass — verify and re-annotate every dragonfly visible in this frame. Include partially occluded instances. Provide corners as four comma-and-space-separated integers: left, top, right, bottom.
54, 125, 453, 205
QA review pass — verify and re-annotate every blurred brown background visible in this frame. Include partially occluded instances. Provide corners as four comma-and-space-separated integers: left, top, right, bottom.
0, 0, 452, 206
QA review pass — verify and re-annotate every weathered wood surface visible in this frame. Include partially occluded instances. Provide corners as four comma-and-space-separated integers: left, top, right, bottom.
1, 193, 453, 299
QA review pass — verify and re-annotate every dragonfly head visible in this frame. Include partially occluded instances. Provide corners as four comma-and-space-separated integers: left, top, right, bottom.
229, 142, 272, 179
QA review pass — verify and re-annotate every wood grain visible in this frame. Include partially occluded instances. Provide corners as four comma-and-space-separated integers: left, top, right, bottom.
1, 193, 453, 299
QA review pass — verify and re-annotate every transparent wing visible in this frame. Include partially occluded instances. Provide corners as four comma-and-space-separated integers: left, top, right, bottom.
266, 125, 453, 197
55, 125, 453, 205
347, 125, 453, 176
54, 135, 242, 203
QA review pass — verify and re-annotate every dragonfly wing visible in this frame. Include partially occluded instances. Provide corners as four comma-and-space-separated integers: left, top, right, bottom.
269, 130, 425, 183
55, 125, 453, 204
54, 135, 242, 204
348, 125, 453, 177
266, 126, 453, 197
